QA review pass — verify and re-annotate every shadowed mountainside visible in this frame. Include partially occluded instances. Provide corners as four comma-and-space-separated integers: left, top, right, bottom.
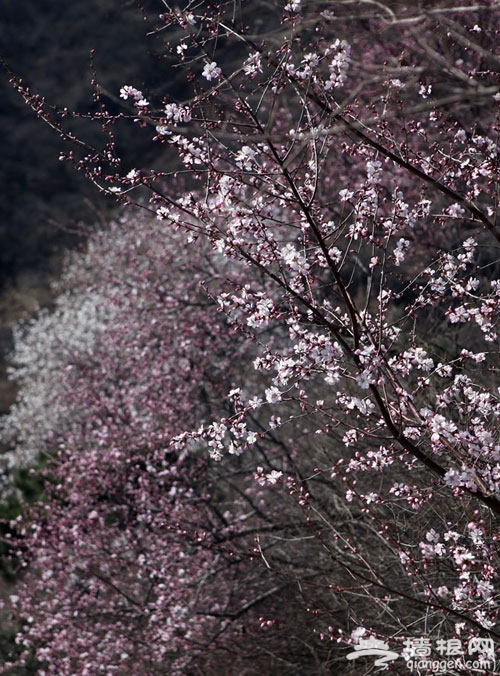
0, 0, 181, 413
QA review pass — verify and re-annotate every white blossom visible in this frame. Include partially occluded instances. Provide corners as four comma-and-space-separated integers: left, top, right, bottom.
202, 61, 222, 81
265, 386, 282, 403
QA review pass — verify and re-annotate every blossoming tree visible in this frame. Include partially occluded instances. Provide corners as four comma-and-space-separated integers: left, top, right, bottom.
2, 214, 334, 675
4, 0, 500, 673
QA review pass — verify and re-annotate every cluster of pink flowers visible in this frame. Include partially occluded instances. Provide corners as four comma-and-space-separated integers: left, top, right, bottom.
4, 0, 500, 673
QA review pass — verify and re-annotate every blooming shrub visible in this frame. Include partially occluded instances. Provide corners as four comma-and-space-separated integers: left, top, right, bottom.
1, 214, 350, 674
4, 1, 500, 673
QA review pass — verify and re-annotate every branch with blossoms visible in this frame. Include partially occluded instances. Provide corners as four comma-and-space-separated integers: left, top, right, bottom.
4, 1, 500, 674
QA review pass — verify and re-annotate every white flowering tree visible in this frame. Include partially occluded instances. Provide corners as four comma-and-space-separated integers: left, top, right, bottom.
4, 0, 500, 673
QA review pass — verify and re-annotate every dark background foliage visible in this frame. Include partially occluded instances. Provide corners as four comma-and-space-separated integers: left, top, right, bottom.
0, 0, 178, 414
0, 0, 167, 281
